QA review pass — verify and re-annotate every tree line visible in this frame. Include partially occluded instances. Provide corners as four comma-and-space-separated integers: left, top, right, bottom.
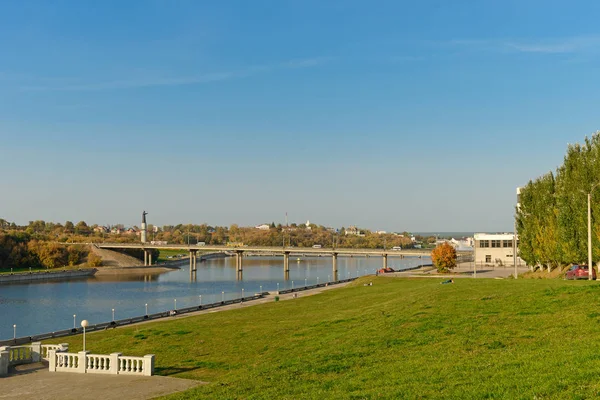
517, 131, 600, 270
0, 219, 428, 269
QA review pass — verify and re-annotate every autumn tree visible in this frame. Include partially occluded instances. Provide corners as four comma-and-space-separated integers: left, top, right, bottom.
431, 242, 457, 273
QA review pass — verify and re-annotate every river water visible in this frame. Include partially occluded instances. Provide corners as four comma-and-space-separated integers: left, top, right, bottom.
0, 255, 429, 340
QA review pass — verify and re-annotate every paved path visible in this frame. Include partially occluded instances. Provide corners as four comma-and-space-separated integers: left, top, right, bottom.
0, 363, 201, 400
388, 262, 529, 279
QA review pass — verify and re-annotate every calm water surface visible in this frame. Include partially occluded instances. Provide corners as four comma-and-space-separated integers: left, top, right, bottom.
0, 255, 429, 340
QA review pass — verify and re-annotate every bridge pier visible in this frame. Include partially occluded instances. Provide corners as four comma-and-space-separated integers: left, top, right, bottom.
235, 251, 244, 273
284, 252, 290, 273
143, 250, 153, 266
189, 250, 197, 272
382, 254, 388, 269
332, 253, 338, 281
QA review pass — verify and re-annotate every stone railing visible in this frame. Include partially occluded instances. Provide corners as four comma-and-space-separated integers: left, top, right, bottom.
48, 350, 154, 376
41, 343, 69, 360
0, 342, 67, 376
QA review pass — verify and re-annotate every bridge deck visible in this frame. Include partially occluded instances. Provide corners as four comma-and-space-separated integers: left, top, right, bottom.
95, 243, 431, 257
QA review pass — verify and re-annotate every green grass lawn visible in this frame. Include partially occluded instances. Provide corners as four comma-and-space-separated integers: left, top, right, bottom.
48, 277, 600, 399
157, 249, 190, 263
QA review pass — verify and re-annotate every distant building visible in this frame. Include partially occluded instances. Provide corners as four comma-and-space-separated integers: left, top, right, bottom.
93, 226, 109, 233
255, 224, 270, 230
375, 230, 387, 235
345, 226, 361, 236
474, 233, 524, 266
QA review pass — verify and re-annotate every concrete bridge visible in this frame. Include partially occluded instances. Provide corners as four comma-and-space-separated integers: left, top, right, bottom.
96, 243, 431, 280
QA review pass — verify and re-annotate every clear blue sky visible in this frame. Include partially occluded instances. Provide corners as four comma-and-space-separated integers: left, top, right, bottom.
1, 0, 599, 232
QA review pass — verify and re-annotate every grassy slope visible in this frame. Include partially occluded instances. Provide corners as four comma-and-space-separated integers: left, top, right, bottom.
50, 277, 600, 399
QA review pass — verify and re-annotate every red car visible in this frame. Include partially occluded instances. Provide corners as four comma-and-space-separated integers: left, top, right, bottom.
565, 265, 597, 280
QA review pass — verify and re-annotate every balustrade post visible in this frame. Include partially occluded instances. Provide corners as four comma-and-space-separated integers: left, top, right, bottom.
0, 348, 8, 376
78, 351, 89, 374
143, 354, 155, 376
48, 349, 57, 372
31, 342, 42, 362
110, 353, 122, 374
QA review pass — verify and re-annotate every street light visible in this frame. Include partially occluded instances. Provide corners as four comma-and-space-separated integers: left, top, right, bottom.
579, 183, 600, 280
112, 308, 115, 321
81, 320, 89, 352
145, 303, 148, 315
174, 299, 177, 310
586, 185, 600, 280
13, 324, 16, 340
73, 314, 76, 329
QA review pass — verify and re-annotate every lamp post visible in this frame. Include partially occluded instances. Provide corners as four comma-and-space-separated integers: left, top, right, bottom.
81, 320, 88, 352
73, 314, 76, 329
112, 308, 115, 321
174, 299, 177, 310
579, 183, 600, 280
588, 191, 594, 280
145, 303, 148, 315
199, 295, 202, 306
13, 324, 16, 340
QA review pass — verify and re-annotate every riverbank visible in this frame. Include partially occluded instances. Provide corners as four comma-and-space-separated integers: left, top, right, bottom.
0, 269, 96, 284
94, 265, 180, 276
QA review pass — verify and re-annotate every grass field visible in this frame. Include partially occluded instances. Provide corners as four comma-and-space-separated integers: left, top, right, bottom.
157, 249, 189, 263
48, 277, 600, 399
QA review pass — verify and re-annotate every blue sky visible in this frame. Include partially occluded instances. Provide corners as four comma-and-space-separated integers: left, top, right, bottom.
1, 0, 599, 232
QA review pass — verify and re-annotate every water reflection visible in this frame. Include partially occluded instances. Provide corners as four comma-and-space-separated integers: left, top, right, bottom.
92, 274, 163, 282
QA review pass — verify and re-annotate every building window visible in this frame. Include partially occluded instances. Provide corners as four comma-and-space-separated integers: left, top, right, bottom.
491, 240, 501, 248
503, 240, 513, 248
485, 255, 491, 263
479, 240, 489, 248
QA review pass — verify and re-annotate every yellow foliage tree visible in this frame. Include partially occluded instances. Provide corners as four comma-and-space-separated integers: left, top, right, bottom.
431, 242, 457, 273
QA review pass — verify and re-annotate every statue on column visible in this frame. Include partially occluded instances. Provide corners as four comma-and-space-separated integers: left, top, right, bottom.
141, 211, 148, 243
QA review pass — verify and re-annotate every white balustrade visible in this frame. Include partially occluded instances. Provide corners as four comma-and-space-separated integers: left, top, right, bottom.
55, 352, 79, 372
87, 354, 112, 374
41, 343, 68, 360
48, 349, 154, 376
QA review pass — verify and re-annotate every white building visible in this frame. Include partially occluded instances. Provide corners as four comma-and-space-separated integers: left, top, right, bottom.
474, 233, 524, 266
255, 224, 270, 230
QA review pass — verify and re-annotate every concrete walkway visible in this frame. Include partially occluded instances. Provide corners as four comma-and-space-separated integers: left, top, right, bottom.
0, 363, 201, 400
389, 262, 530, 279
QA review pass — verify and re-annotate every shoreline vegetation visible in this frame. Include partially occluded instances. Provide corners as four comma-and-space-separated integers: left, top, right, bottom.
43, 276, 600, 399
0, 219, 441, 273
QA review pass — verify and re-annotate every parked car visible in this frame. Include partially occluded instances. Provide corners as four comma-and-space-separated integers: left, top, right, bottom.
565, 264, 597, 280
